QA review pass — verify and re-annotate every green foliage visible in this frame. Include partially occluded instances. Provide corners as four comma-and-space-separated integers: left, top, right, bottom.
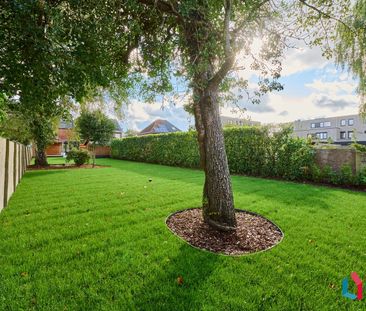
111, 127, 315, 181
356, 167, 366, 186
112, 128, 366, 187
336, 0, 366, 103
66, 149, 90, 166
76, 110, 115, 146
111, 131, 200, 168
0, 113, 32, 144
310, 163, 366, 186
0, 0, 135, 164
0, 93, 6, 123
352, 142, 366, 152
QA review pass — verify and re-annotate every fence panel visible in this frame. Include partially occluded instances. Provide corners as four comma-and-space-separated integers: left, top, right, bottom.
0, 137, 33, 211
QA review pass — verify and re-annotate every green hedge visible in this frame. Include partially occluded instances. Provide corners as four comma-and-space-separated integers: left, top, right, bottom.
111, 127, 315, 181
111, 131, 200, 168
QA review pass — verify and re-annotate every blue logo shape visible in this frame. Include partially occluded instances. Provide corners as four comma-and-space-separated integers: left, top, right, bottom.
342, 277, 357, 300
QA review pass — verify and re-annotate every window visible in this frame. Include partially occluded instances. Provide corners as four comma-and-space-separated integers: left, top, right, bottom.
311, 123, 316, 128
320, 122, 324, 128
348, 119, 354, 126
348, 131, 353, 139
341, 119, 346, 126
324, 121, 331, 127
340, 131, 346, 139
316, 132, 328, 140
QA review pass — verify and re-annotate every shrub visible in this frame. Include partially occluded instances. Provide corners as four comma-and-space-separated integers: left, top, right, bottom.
66, 149, 90, 166
356, 167, 366, 186
339, 164, 355, 185
111, 127, 315, 181
310, 165, 322, 183
320, 165, 334, 183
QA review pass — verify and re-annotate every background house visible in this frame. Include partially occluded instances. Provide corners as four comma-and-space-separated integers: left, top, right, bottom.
46, 119, 123, 156
139, 119, 181, 135
45, 120, 74, 156
220, 116, 261, 127
293, 114, 366, 145
112, 120, 123, 138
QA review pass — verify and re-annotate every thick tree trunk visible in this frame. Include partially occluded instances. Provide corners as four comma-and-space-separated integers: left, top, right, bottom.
183, 5, 237, 231
197, 90, 236, 231
35, 148, 48, 166
192, 87, 236, 230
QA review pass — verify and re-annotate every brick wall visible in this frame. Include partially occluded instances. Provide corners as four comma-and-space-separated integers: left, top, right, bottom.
315, 148, 365, 174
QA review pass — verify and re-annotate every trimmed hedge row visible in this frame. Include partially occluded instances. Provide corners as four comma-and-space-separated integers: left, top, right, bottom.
111, 127, 315, 181
111, 131, 200, 168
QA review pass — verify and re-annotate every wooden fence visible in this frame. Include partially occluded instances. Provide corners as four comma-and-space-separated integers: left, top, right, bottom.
0, 137, 33, 211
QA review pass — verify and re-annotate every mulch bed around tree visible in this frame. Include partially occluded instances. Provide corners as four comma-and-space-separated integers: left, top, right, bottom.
27, 164, 109, 170
166, 208, 283, 256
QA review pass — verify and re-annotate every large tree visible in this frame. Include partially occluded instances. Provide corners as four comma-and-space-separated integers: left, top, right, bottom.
109, 0, 353, 230
1, 1, 357, 230
0, 0, 136, 165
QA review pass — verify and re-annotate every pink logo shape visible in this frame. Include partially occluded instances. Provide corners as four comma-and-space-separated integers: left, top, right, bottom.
342, 272, 363, 300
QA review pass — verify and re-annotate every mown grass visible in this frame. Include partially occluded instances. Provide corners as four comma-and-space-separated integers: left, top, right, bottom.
1, 158, 366, 310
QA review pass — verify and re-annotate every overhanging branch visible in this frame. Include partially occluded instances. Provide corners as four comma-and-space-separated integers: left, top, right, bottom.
137, 0, 183, 23
299, 0, 355, 34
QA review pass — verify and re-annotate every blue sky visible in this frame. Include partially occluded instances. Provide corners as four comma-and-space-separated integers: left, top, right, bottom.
122, 43, 360, 132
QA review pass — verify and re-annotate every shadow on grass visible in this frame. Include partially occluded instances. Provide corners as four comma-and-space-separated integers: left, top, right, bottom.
24, 170, 67, 179
132, 244, 220, 310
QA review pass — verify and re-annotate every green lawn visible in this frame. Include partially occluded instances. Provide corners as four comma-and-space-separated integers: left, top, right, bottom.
1, 158, 366, 310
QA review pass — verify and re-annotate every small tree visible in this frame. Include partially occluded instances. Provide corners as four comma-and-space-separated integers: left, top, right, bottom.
76, 111, 115, 167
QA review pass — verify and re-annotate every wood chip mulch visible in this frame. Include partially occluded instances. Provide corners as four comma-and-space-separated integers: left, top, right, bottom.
27, 164, 108, 170
166, 208, 283, 255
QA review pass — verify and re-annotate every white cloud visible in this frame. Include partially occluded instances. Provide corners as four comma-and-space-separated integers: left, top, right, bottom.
305, 78, 356, 95
281, 45, 329, 76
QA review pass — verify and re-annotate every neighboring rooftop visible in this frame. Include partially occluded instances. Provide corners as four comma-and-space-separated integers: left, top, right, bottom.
139, 119, 181, 135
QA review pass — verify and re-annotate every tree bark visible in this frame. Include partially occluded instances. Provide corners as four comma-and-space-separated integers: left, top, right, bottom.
181, 2, 237, 230
197, 89, 236, 231
35, 148, 48, 166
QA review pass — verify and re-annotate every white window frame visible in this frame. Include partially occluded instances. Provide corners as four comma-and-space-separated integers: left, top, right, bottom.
341, 119, 346, 126
348, 119, 354, 126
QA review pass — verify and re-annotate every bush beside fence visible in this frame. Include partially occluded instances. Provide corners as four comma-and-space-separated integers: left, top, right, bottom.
0, 137, 32, 211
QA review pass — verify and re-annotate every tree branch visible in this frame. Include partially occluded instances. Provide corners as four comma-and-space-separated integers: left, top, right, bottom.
137, 0, 183, 23
230, 0, 270, 37
207, 0, 235, 91
299, 0, 355, 34
224, 0, 232, 57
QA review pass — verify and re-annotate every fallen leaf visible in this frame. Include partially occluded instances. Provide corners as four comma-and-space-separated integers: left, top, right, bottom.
177, 276, 184, 285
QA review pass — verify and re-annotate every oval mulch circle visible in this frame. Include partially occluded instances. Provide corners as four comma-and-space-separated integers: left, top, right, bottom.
166, 208, 283, 256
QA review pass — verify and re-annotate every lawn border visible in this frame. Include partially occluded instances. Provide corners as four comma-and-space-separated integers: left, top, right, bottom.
165, 207, 284, 257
